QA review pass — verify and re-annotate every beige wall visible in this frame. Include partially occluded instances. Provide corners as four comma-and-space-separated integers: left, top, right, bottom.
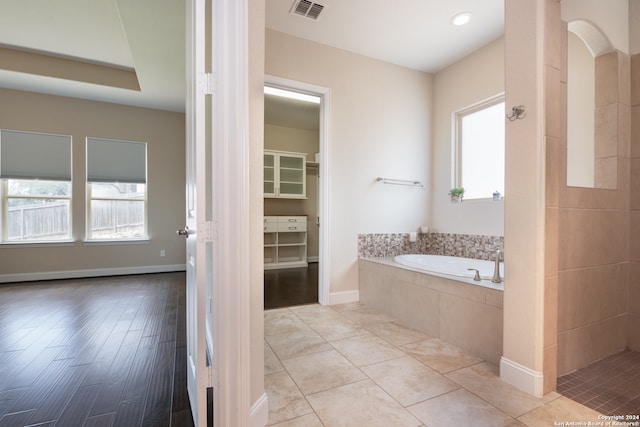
0, 88, 185, 280
266, 29, 433, 295
264, 124, 320, 259
431, 36, 505, 236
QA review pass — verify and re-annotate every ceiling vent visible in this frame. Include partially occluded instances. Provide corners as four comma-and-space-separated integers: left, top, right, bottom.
290, 0, 324, 20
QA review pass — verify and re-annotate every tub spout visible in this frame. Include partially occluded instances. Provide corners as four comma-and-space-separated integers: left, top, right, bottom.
492, 249, 503, 283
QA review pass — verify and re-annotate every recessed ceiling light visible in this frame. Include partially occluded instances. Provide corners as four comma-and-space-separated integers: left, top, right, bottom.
451, 12, 472, 26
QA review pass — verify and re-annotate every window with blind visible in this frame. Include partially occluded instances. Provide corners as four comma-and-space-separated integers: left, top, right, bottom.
86, 137, 147, 240
0, 129, 73, 242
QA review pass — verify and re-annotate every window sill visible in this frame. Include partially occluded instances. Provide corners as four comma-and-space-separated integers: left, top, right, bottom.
1, 240, 76, 248
457, 197, 504, 203
83, 239, 149, 246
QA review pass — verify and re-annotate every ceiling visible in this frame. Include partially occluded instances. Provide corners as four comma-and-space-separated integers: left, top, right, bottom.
0, 0, 504, 113
265, 94, 320, 131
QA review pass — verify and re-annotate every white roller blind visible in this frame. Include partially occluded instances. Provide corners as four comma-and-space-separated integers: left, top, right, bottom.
87, 138, 146, 183
0, 129, 72, 181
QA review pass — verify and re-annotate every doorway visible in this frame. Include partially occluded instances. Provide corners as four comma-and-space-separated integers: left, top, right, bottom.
263, 76, 330, 308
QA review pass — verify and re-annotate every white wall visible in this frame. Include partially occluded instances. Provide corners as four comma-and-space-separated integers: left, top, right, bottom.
266, 29, 433, 294
430, 37, 505, 236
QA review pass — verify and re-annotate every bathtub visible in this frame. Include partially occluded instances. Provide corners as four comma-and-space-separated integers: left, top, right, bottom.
358, 255, 504, 363
394, 254, 504, 291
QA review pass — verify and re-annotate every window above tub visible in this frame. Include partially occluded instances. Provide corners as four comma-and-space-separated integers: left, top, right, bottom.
452, 94, 505, 201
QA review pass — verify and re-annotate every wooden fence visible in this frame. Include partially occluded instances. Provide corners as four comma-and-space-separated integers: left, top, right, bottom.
8, 200, 144, 240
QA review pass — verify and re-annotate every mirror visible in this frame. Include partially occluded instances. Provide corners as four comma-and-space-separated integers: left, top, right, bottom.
566, 29, 596, 188
564, 1, 634, 189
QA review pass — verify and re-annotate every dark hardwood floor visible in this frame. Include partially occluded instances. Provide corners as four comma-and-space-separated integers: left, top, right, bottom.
0, 272, 193, 427
264, 262, 318, 309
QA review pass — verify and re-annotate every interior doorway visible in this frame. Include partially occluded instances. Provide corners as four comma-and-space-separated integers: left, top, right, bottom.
263, 76, 330, 308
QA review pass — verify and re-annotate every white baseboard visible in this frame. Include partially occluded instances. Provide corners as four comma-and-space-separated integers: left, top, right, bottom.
500, 356, 544, 397
250, 392, 269, 427
0, 264, 186, 284
328, 289, 359, 305
307, 256, 319, 263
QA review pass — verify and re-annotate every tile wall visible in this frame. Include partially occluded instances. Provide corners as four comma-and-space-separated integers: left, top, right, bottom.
357, 233, 503, 261
358, 258, 504, 364
555, 32, 632, 378
629, 52, 640, 350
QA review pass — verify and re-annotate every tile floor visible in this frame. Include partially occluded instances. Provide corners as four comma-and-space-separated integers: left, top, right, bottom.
264, 302, 608, 427
557, 348, 640, 416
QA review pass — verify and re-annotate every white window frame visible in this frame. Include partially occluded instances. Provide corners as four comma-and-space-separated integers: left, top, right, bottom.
1, 180, 73, 243
85, 138, 148, 242
86, 183, 148, 241
1, 129, 73, 243
452, 93, 505, 201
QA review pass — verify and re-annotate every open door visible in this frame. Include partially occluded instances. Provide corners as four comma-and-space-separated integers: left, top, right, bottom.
184, 0, 253, 425
183, 0, 213, 425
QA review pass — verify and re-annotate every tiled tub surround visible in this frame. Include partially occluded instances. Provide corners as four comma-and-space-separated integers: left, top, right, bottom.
358, 258, 503, 364
358, 232, 504, 260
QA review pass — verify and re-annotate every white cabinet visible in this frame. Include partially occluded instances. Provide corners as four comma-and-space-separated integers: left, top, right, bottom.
264, 150, 306, 199
264, 216, 307, 270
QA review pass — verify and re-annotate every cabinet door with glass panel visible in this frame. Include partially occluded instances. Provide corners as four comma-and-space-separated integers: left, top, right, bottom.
264, 150, 306, 199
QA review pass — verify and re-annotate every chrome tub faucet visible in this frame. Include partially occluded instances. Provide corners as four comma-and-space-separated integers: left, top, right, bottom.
492, 249, 503, 283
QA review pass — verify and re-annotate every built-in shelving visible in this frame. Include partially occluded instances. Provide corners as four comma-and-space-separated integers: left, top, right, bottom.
264, 150, 306, 199
264, 216, 307, 270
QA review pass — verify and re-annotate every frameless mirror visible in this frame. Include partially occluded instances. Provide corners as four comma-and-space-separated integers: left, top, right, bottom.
566, 21, 618, 189
564, 1, 635, 190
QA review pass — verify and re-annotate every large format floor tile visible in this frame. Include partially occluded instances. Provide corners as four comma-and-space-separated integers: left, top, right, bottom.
264, 303, 603, 427
265, 371, 313, 425
401, 337, 483, 373
360, 355, 459, 406
281, 349, 367, 395
330, 332, 405, 367
446, 362, 549, 418
408, 389, 525, 427
306, 380, 422, 427
517, 396, 603, 425
266, 328, 333, 360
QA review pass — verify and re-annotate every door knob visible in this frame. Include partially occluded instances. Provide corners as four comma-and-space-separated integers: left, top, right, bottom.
177, 226, 190, 238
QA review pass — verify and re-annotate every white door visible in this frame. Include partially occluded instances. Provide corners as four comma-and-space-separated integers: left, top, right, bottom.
184, 0, 252, 426
183, 0, 213, 425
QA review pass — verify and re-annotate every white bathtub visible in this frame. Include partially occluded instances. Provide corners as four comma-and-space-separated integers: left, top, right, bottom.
394, 254, 504, 291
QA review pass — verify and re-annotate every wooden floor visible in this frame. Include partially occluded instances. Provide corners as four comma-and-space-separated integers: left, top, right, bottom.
0, 272, 193, 427
264, 263, 318, 309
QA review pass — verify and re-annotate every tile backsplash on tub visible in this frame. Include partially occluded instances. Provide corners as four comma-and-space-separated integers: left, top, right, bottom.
358, 232, 503, 260
357, 233, 429, 258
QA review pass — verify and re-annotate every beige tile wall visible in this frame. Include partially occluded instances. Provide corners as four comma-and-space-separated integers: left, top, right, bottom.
543, 0, 562, 394
358, 259, 503, 364
555, 36, 632, 376
630, 53, 640, 351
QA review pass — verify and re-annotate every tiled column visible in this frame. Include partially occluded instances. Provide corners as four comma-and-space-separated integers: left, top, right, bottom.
543, 0, 562, 394
629, 53, 640, 349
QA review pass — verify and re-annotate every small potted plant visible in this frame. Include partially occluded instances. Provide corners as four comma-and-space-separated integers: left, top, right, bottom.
449, 187, 464, 203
